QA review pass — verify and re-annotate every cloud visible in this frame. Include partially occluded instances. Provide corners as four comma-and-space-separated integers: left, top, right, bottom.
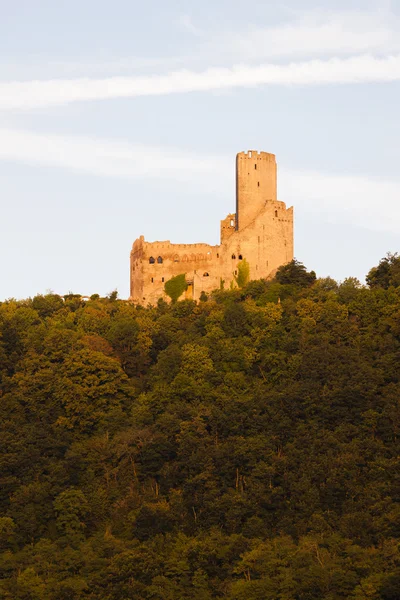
1, 128, 400, 235
281, 168, 400, 235
1, 54, 400, 111
1, 9, 398, 81
177, 15, 203, 37
0, 128, 228, 180
211, 9, 400, 61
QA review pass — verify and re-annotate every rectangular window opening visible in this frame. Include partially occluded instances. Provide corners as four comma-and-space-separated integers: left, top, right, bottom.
162, 277, 164, 282
254, 164, 257, 170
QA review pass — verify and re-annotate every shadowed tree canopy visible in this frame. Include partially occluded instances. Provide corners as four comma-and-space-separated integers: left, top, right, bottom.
0, 253, 399, 599
366, 252, 400, 289
275, 258, 316, 287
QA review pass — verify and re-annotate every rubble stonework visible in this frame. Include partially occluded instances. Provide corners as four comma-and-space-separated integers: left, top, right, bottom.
130, 151, 294, 304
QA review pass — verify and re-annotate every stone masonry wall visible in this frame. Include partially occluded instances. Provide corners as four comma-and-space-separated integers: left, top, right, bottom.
130, 151, 294, 305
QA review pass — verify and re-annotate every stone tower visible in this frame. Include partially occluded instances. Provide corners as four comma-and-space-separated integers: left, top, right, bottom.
236, 151, 277, 230
130, 150, 293, 305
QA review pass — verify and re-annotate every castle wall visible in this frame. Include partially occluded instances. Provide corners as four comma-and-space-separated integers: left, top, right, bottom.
236, 151, 277, 231
130, 150, 294, 305
131, 237, 221, 305
223, 201, 293, 283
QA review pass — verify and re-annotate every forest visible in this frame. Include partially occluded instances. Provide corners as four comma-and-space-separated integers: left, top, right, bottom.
0, 255, 399, 599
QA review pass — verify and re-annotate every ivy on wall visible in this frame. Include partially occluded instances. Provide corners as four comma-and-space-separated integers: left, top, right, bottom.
164, 273, 188, 303
235, 258, 250, 288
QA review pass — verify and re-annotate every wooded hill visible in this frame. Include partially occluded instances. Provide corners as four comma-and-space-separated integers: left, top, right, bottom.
0, 256, 399, 599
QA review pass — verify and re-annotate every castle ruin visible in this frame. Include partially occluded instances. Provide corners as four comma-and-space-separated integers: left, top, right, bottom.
130, 151, 293, 304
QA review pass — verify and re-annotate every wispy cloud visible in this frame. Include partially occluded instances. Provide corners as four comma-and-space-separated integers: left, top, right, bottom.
1, 128, 400, 235
211, 9, 400, 61
1, 9, 398, 81
281, 168, 400, 235
1, 54, 400, 111
0, 128, 227, 180
177, 15, 203, 37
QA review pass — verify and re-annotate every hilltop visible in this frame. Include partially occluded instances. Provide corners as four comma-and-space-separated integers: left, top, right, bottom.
0, 257, 399, 599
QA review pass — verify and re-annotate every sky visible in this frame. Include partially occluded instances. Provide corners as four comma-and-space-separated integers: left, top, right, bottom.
1, 0, 400, 300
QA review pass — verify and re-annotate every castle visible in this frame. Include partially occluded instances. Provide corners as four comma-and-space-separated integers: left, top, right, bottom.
130, 151, 294, 304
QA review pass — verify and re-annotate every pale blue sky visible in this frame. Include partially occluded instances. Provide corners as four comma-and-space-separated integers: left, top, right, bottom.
1, 0, 400, 299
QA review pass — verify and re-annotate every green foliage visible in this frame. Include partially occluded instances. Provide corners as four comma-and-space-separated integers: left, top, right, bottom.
366, 252, 400, 289
200, 291, 208, 302
235, 258, 250, 288
54, 488, 89, 543
164, 273, 188, 303
1, 255, 400, 598
275, 258, 316, 287
107, 289, 119, 301
31, 293, 64, 317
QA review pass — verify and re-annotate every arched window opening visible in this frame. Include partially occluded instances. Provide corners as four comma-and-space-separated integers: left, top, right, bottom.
157, 256, 163, 264
173, 255, 179, 262
275, 210, 278, 217
149, 256, 155, 264
217, 253, 219, 258
238, 254, 243, 260
231, 254, 236, 259
230, 219, 234, 227
203, 272, 209, 277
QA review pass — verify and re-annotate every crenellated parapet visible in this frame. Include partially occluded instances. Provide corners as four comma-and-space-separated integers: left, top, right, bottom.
130, 150, 294, 304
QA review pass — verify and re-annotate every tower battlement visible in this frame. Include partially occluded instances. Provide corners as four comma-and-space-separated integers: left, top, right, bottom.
238, 150, 276, 161
130, 150, 293, 305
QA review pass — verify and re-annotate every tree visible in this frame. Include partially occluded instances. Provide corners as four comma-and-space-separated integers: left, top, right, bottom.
235, 259, 250, 288
1, 275, 400, 598
275, 258, 316, 287
366, 252, 400, 289
54, 488, 89, 543
164, 274, 187, 303
107, 289, 119, 301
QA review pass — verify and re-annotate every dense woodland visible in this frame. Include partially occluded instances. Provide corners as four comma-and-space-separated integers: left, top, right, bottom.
0, 255, 400, 599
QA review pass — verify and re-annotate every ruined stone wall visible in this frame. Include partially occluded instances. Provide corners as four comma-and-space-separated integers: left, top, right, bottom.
225, 201, 293, 281
131, 237, 221, 305
130, 151, 294, 305
236, 151, 277, 231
